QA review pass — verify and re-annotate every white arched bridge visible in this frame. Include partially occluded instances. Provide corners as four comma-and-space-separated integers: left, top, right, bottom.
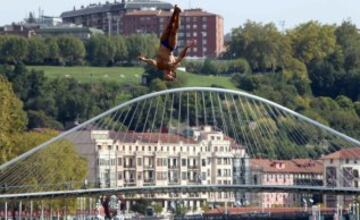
1, 87, 359, 204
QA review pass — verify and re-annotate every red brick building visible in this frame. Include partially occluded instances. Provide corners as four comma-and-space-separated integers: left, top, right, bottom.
122, 9, 224, 58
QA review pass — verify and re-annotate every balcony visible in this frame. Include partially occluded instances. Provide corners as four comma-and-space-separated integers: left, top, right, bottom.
124, 179, 136, 186
143, 179, 155, 186
143, 165, 154, 169
188, 165, 200, 170
123, 164, 136, 169
169, 179, 180, 185
168, 165, 179, 169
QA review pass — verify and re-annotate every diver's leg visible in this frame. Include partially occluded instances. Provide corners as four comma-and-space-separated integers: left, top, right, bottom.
160, 5, 181, 42
168, 7, 181, 49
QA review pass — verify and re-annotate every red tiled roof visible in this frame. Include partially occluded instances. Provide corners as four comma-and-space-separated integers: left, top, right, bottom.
321, 147, 360, 160
250, 158, 323, 174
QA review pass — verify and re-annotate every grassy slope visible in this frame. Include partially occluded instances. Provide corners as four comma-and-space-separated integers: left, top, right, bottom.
29, 66, 236, 89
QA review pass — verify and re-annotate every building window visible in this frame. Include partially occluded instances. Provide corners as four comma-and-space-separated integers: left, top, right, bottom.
346, 159, 350, 164
202, 159, 206, 166
108, 145, 112, 150
118, 172, 123, 180
182, 172, 187, 180
97, 145, 102, 150
137, 158, 142, 166
118, 158, 122, 166
201, 172, 206, 180
137, 172, 142, 180
202, 17, 207, 22
202, 24, 207, 29
354, 169, 359, 178
182, 159, 187, 166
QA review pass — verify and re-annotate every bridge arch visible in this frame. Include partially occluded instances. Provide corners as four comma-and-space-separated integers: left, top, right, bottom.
0, 87, 359, 195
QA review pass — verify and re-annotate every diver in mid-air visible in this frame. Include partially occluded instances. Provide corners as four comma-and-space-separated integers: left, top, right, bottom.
138, 5, 195, 81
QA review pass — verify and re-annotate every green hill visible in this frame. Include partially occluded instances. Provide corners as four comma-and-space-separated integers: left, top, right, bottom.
29, 66, 236, 89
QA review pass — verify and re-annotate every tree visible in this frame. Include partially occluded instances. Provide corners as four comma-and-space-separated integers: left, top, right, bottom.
112, 35, 128, 63
57, 36, 86, 65
149, 78, 167, 91
0, 75, 27, 163
26, 37, 48, 64
27, 110, 64, 130
9, 129, 88, 192
0, 36, 28, 64
201, 58, 217, 75
289, 21, 337, 64
307, 60, 345, 98
227, 21, 291, 71
87, 35, 115, 66
152, 203, 163, 214
126, 34, 158, 63
45, 38, 60, 64
335, 21, 360, 71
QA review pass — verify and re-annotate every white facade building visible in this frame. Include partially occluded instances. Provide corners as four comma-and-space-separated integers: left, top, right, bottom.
85, 126, 248, 210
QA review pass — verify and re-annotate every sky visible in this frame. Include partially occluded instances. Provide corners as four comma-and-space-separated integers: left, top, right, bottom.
1, 0, 360, 33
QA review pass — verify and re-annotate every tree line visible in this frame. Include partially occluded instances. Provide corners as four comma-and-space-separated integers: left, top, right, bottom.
0, 34, 158, 66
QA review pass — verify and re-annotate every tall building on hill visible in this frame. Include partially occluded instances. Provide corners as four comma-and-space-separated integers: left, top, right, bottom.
60, 0, 173, 35
74, 126, 248, 211
122, 9, 224, 57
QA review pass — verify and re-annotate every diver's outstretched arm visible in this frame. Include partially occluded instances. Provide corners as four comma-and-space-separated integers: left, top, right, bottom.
138, 56, 157, 68
174, 40, 196, 65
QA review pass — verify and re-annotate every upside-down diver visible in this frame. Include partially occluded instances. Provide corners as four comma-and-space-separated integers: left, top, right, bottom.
138, 5, 195, 81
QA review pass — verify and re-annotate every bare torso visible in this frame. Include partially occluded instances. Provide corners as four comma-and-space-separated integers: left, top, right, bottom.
155, 45, 177, 71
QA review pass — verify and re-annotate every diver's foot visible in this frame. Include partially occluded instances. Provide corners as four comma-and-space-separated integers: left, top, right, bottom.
174, 5, 182, 13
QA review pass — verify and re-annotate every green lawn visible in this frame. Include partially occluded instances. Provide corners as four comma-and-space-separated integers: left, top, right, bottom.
30, 66, 236, 89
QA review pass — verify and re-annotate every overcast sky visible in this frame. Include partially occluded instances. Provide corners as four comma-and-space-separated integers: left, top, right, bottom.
1, 0, 360, 33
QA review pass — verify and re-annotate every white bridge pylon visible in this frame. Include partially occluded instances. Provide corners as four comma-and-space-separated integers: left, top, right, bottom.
0, 87, 359, 197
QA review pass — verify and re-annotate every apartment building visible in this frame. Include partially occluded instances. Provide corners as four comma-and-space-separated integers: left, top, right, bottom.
60, 0, 173, 35
122, 9, 224, 57
322, 148, 360, 208
86, 126, 247, 210
249, 159, 323, 208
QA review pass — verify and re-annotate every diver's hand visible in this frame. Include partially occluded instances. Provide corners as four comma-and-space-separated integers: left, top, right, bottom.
187, 40, 196, 48
138, 55, 146, 61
